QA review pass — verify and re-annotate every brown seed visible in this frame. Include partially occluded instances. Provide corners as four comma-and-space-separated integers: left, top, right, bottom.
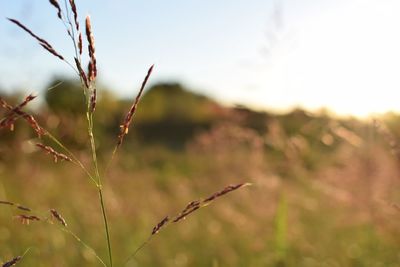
151, 216, 169, 235
16, 205, 31, 212
89, 88, 97, 113
50, 209, 67, 227
173, 205, 200, 223
203, 183, 250, 203
2, 256, 22, 267
0, 200, 14, 206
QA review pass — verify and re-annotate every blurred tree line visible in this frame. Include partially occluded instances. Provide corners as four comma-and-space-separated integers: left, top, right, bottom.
2, 78, 399, 174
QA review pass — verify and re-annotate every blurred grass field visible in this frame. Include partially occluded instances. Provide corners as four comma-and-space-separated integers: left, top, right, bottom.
1, 83, 400, 266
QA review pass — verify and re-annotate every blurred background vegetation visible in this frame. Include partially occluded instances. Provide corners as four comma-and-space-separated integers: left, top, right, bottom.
1, 79, 400, 266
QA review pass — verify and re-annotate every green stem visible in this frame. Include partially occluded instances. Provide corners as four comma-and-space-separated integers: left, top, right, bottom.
87, 112, 113, 267
98, 188, 113, 267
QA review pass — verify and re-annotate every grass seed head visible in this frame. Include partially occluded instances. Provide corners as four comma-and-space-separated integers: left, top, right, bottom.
50, 209, 67, 227
85, 15, 97, 82
69, 0, 80, 31
14, 214, 40, 225
117, 64, 154, 147
49, 0, 62, 19
8, 18, 64, 61
151, 216, 169, 235
36, 143, 72, 163
2, 256, 22, 267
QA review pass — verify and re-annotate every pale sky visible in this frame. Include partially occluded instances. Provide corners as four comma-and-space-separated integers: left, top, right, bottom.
1, 0, 400, 117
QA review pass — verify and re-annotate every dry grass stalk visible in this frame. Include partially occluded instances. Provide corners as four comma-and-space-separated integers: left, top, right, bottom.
151, 216, 169, 235
50, 209, 67, 227
7, 18, 64, 61
36, 143, 72, 163
49, 0, 62, 19
2, 256, 22, 267
117, 64, 154, 147
14, 215, 40, 225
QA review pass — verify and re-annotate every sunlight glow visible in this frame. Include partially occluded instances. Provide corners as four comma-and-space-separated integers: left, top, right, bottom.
255, 0, 400, 117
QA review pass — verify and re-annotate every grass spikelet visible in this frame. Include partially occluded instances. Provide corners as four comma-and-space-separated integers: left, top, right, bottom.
16, 205, 31, 212
2, 256, 22, 267
36, 143, 73, 163
130, 182, 250, 259
0, 201, 14, 206
117, 64, 154, 147
14, 214, 40, 225
49, 0, 62, 19
39, 43, 65, 61
74, 57, 89, 88
7, 18, 64, 61
151, 216, 169, 235
50, 209, 67, 227
173, 183, 250, 223
14, 215, 40, 225
69, 0, 80, 31
0, 201, 31, 211
89, 88, 97, 113
85, 15, 97, 81
78, 32, 83, 55
203, 183, 250, 204
173, 200, 201, 223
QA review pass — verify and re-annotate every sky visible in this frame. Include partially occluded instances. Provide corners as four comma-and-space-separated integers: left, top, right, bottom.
1, 0, 400, 117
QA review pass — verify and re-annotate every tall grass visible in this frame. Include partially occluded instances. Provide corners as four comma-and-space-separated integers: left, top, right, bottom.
0, 1, 249, 266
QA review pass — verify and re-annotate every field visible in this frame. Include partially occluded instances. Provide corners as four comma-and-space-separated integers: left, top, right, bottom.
1, 1, 400, 266
1, 84, 400, 266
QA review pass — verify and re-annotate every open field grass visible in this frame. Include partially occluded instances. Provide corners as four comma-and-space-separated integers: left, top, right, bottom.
1, 104, 400, 266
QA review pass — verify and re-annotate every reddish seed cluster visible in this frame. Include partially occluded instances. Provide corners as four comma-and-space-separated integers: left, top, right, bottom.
118, 65, 154, 147
36, 143, 72, 163
0, 96, 45, 138
69, 0, 80, 31
85, 16, 97, 82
